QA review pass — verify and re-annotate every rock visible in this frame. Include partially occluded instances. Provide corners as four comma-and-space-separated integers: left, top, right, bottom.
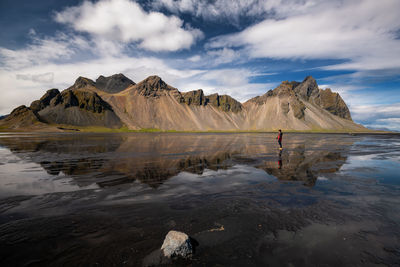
294, 76, 319, 100
30, 88, 60, 112
161, 230, 193, 259
214, 94, 242, 112
2, 74, 362, 131
247, 76, 352, 120
281, 101, 290, 114
290, 97, 306, 119
181, 89, 205, 105
95, 73, 135, 93
247, 81, 298, 105
71, 76, 96, 89
317, 88, 352, 120
294, 76, 352, 120
135, 75, 177, 97
0, 105, 43, 128
62, 90, 113, 113
180, 91, 242, 112
36, 89, 123, 128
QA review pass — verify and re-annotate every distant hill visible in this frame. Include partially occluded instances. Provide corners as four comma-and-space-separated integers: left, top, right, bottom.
0, 73, 367, 132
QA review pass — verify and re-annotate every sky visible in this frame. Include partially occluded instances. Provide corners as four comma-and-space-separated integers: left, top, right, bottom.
0, 0, 399, 131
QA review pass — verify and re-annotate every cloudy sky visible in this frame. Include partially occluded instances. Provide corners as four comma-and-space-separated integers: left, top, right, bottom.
1, 0, 399, 130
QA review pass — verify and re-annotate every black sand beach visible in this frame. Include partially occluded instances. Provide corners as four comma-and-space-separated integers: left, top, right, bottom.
0, 133, 399, 266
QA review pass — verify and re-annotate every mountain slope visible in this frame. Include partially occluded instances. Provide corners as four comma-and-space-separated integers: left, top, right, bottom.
96, 76, 247, 130
242, 78, 360, 131
0, 81, 123, 129
1, 74, 367, 132
0, 105, 45, 129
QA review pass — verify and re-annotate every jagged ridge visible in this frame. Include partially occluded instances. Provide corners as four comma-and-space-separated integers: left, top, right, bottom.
1, 73, 364, 131
247, 76, 351, 120
179, 89, 242, 113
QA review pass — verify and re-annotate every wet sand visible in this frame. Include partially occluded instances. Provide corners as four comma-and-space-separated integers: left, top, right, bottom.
0, 133, 399, 266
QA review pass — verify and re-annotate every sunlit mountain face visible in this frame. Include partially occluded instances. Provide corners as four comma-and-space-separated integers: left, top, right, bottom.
0, 73, 367, 132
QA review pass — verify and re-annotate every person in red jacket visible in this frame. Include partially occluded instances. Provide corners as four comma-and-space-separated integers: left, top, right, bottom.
277, 129, 283, 150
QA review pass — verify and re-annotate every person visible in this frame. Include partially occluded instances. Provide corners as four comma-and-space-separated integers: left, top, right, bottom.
278, 150, 282, 169
276, 129, 283, 150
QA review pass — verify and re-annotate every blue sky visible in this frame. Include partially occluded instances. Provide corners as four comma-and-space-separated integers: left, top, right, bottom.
0, 0, 399, 130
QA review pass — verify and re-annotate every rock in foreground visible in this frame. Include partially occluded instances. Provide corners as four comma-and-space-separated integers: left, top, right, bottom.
161, 230, 193, 259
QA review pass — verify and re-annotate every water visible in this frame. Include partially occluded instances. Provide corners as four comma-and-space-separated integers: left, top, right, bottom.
0, 132, 399, 266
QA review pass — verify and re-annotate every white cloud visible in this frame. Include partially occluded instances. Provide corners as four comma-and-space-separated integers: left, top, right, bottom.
376, 118, 400, 124
352, 103, 400, 121
55, 0, 203, 52
16, 72, 54, 83
350, 103, 400, 131
179, 47, 241, 69
0, 33, 91, 70
371, 118, 400, 131
206, 48, 239, 65
188, 55, 201, 62
153, 0, 313, 25
208, 0, 400, 71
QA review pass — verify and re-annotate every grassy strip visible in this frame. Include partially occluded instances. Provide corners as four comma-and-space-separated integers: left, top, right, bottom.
76, 127, 387, 134
0, 124, 391, 134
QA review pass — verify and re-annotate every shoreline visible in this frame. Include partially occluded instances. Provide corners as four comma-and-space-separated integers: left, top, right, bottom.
0, 127, 396, 135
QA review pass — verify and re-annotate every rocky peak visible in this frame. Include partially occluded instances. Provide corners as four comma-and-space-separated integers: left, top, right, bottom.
274, 81, 298, 96
245, 76, 352, 120
247, 81, 297, 105
9, 105, 31, 116
0, 105, 42, 128
141, 75, 168, 89
135, 75, 177, 97
317, 88, 352, 120
95, 73, 135, 93
30, 89, 61, 112
72, 76, 96, 89
293, 77, 352, 120
294, 76, 319, 99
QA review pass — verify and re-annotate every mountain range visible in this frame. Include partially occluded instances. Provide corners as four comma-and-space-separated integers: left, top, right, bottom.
0, 73, 367, 131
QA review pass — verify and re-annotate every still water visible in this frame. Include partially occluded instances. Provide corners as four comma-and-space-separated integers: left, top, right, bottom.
0, 133, 399, 266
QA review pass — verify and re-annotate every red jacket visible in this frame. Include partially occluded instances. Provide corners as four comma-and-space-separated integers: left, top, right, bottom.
277, 132, 282, 141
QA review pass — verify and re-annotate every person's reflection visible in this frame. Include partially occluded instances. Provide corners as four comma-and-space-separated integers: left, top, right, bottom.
278, 150, 282, 169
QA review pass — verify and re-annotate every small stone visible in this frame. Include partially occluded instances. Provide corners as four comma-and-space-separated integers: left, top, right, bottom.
161, 230, 193, 259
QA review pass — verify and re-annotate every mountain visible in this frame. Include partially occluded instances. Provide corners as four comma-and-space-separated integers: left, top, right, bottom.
95, 73, 135, 94
0, 105, 46, 130
0, 79, 123, 130
0, 74, 367, 132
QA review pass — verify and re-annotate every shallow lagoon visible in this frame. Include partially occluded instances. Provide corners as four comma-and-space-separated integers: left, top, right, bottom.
0, 133, 399, 266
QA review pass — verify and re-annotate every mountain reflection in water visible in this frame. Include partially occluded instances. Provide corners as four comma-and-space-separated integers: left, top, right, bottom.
0, 133, 353, 189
